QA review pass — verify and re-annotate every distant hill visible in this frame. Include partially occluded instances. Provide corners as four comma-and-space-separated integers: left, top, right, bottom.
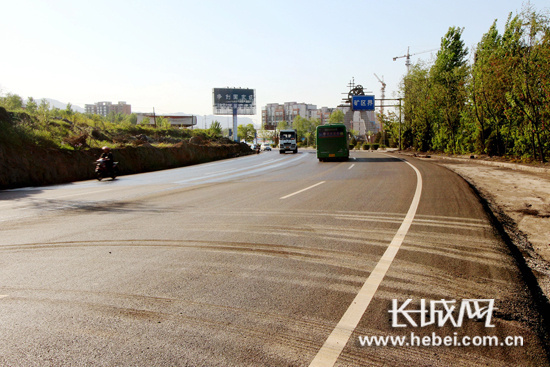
45, 98, 85, 113
33, 98, 85, 113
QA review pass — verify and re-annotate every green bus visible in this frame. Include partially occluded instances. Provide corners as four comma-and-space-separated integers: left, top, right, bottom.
316, 124, 350, 161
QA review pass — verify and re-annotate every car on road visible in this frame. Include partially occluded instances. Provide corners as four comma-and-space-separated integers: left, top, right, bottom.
261, 144, 272, 151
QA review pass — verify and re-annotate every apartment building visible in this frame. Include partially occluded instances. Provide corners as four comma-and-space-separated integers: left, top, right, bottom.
85, 101, 131, 116
310, 106, 335, 125
262, 101, 380, 137
262, 102, 334, 130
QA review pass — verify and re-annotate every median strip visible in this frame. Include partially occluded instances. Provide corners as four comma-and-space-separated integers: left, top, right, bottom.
280, 181, 326, 199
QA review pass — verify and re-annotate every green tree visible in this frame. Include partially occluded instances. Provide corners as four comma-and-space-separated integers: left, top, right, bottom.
65, 103, 74, 116
107, 111, 126, 124
238, 123, 256, 142
209, 120, 223, 137
329, 110, 344, 124
470, 19, 507, 155
292, 116, 311, 146
376, 111, 399, 147
25, 97, 38, 114
257, 126, 276, 144
38, 98, 51, 123
1, 93, 23, 110
156, 116, 171, 129
277, 120, 290, 130
139, 117, 151, 126
402, 62, 437, 150
507, 6, 550, 161
125, 113, 138, 125
430, 26, 469, 153
397, 4, 549, 160
285, 116, 322, 147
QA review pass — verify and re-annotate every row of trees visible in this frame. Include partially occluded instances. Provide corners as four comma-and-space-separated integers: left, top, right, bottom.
399, 5, 549, 162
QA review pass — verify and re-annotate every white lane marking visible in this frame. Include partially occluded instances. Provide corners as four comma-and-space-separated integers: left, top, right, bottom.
280, 181, 326, 200
0, 295, 8, 299
175, 154, 307, 185
309, 159, 422, 367
174, 157, 289, 184
348, 164, 355, 170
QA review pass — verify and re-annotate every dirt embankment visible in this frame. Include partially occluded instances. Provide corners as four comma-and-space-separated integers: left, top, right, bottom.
0, 140, 251, 190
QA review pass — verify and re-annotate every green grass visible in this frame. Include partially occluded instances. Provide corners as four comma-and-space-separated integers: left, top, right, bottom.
0, 107, 222, 151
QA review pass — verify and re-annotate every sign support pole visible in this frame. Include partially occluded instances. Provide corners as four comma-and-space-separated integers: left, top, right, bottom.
232, 106, 238, 142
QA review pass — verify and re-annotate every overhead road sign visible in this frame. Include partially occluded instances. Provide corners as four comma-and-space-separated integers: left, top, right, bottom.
352, 95, 375, 111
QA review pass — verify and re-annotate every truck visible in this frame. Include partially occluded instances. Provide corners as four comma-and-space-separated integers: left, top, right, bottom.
279, 129, 298, 154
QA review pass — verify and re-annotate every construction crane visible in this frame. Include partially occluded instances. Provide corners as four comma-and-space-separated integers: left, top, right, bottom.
373, 73, 386, 115
393, 47, 438, 73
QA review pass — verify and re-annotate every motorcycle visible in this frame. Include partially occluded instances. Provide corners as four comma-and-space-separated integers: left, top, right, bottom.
95, 158, 119, 181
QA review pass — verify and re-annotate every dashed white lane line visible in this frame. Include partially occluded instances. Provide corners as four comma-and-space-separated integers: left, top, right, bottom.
309, 158, 423, 367
280, 181, 326, 200
0, 295, 8, 299
348, 164, 355, 170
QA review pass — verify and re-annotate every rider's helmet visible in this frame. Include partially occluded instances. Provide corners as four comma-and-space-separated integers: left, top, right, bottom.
102, 146, 111, 152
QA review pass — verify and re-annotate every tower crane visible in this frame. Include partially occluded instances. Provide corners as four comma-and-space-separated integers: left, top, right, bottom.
393, 47, 438, 73
373, 73, 386, 114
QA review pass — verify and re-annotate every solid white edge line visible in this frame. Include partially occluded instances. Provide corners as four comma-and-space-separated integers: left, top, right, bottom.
280, 181, 326, 200
309, 159, 422, 367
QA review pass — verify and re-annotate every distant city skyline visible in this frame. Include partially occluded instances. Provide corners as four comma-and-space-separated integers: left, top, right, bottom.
1, 0, 548, 127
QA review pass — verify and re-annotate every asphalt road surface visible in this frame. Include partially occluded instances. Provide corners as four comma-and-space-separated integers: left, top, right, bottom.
0, 150, 548, 366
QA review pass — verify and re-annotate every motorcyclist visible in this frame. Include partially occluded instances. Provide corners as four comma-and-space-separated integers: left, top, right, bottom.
99, 146, 114, 171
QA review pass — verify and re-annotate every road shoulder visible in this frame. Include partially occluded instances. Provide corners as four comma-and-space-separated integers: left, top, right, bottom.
395, 151, 550, 311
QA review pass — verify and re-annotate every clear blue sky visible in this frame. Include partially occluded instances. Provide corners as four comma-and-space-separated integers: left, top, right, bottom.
1, 0, 547, 126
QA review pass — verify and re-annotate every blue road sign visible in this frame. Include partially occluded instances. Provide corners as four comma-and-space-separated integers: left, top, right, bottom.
352, 95, 375, 111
